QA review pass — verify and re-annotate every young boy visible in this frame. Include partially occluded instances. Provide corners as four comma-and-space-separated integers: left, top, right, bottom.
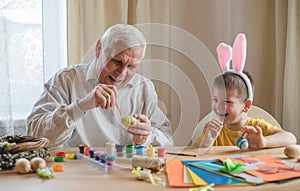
194, 71, 297, 149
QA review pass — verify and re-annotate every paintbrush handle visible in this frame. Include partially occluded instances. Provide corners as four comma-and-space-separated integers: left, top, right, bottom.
166, 152, 197, 157
115, 103, 122, 116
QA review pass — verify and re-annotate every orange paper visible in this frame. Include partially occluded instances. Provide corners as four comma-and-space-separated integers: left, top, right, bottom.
165, 158, 196, 187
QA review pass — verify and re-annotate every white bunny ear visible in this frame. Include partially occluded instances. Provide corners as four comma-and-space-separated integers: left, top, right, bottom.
232, 33, 247, 73
216, 43, 232, 72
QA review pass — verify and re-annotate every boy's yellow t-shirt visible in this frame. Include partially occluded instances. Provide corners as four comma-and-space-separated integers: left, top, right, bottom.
195, 117, 280, 146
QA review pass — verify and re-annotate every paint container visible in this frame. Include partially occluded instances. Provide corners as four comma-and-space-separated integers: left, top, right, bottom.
106, 142, 115, 156
105, 155, 116, 173
100, 153, 108, 163
146, 146, 155, 157
115, 144, 124, 157
157, 147, 166, 159
84, 146, 90, 156
126, 144, 135, 158
136, 145, 145, 156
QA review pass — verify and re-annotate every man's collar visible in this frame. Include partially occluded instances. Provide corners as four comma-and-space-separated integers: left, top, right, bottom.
86, 59, 98, 82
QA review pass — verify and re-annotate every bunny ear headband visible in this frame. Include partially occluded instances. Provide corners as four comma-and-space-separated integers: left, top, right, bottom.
216, 33, 253, 101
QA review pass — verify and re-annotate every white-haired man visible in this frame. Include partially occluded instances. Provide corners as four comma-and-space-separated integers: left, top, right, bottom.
27, 24, 174, 149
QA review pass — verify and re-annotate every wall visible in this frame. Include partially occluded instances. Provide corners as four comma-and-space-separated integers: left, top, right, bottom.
141, 0, 278, 145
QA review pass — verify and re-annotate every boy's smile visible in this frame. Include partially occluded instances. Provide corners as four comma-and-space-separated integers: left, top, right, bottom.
212, 87, 247, 130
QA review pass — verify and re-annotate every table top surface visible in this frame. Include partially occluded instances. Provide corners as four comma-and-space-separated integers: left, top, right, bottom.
1, 146, 300, 191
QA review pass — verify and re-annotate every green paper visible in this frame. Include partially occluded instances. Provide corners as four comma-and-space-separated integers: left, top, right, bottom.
221, 158, 244, 173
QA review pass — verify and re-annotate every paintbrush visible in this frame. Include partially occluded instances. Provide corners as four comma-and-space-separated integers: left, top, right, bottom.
115, 102, 122, 116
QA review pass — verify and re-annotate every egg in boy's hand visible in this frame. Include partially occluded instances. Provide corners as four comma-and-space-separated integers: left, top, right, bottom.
121, 116, 137, 127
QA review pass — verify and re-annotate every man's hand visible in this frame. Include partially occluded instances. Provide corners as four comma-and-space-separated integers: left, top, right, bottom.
127, 114, 152, 145
78, 84, 118, 112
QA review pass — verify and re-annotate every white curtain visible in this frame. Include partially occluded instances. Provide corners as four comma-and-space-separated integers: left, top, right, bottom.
0, 21, 12, 135
67, 0, 130, 66
0, 0, 67, 136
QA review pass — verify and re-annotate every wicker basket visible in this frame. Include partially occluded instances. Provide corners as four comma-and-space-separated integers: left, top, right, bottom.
0, 135, 50, 171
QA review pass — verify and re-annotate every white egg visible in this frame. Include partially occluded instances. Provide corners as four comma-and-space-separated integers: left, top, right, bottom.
30, 157, 46, 171
284, 145, 300, 159
15, 158, 31, 174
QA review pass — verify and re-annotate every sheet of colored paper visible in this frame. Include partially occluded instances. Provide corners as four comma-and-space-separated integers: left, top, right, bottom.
220, 155, 300, 182
182, 161, 245, 185
190, 160, 263, 185
183, 165, 194, 184
185, 166, 207, 186
165, 158, 196, 188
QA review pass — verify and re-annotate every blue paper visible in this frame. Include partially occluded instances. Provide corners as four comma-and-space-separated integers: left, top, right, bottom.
188, 160, 263, 185
182, 160, 244, 185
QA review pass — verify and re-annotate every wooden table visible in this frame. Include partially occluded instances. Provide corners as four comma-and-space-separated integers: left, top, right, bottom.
1, 146, 300, 191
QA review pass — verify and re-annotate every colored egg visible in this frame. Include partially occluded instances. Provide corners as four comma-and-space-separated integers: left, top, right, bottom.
284, 145, 300, 159
121, 116, 137, 127
235, 137, 249, 150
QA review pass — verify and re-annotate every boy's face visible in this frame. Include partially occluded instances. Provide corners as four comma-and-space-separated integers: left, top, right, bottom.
212, 87, 246, 125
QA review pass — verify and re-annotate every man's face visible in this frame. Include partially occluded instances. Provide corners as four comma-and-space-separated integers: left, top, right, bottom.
98, 47, 144, 89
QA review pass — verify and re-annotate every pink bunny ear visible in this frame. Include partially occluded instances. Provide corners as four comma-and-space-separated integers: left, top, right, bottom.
232, 33, 247, 73
216, 43, 232, 72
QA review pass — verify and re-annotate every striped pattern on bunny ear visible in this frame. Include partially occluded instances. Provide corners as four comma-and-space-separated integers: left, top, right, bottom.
232, 33, 247, 73
217, 43, 232, 72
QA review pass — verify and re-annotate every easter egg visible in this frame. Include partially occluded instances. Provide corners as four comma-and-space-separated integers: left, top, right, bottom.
30, 157, 46, 171
121, 116, 137, 127
284, 145, 300, 159
235, 137, 249, 150
15, 158, 31, 174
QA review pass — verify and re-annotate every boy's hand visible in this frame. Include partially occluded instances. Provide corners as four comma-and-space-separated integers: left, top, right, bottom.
242, 126, 266, 149
203, 119, 223, 140
198, 119, 222, 148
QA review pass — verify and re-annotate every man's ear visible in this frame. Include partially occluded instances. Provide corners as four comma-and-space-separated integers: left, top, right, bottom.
95, 39, 101, 59
243, 99, 252, 112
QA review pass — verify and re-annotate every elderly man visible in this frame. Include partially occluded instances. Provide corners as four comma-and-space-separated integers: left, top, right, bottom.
27, 24, 174, 149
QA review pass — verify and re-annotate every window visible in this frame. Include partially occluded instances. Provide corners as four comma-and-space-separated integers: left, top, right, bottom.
0, 0, 67, 135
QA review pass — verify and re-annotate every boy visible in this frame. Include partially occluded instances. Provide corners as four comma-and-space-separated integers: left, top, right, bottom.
194, 33, 296, 149
194, 71, 297, 149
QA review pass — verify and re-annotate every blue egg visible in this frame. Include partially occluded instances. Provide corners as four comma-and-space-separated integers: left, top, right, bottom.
235, 137, 248, 150
235, 137, 243, 145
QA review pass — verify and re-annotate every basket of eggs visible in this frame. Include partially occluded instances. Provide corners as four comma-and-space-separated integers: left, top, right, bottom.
0, 135, 50, 171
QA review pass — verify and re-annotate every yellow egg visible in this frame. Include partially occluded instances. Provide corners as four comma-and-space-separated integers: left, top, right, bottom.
284, 145, 300, 159
121, 116, 137, 127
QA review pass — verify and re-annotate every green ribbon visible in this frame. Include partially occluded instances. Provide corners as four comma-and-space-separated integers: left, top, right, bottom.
221, 158, 244, 173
